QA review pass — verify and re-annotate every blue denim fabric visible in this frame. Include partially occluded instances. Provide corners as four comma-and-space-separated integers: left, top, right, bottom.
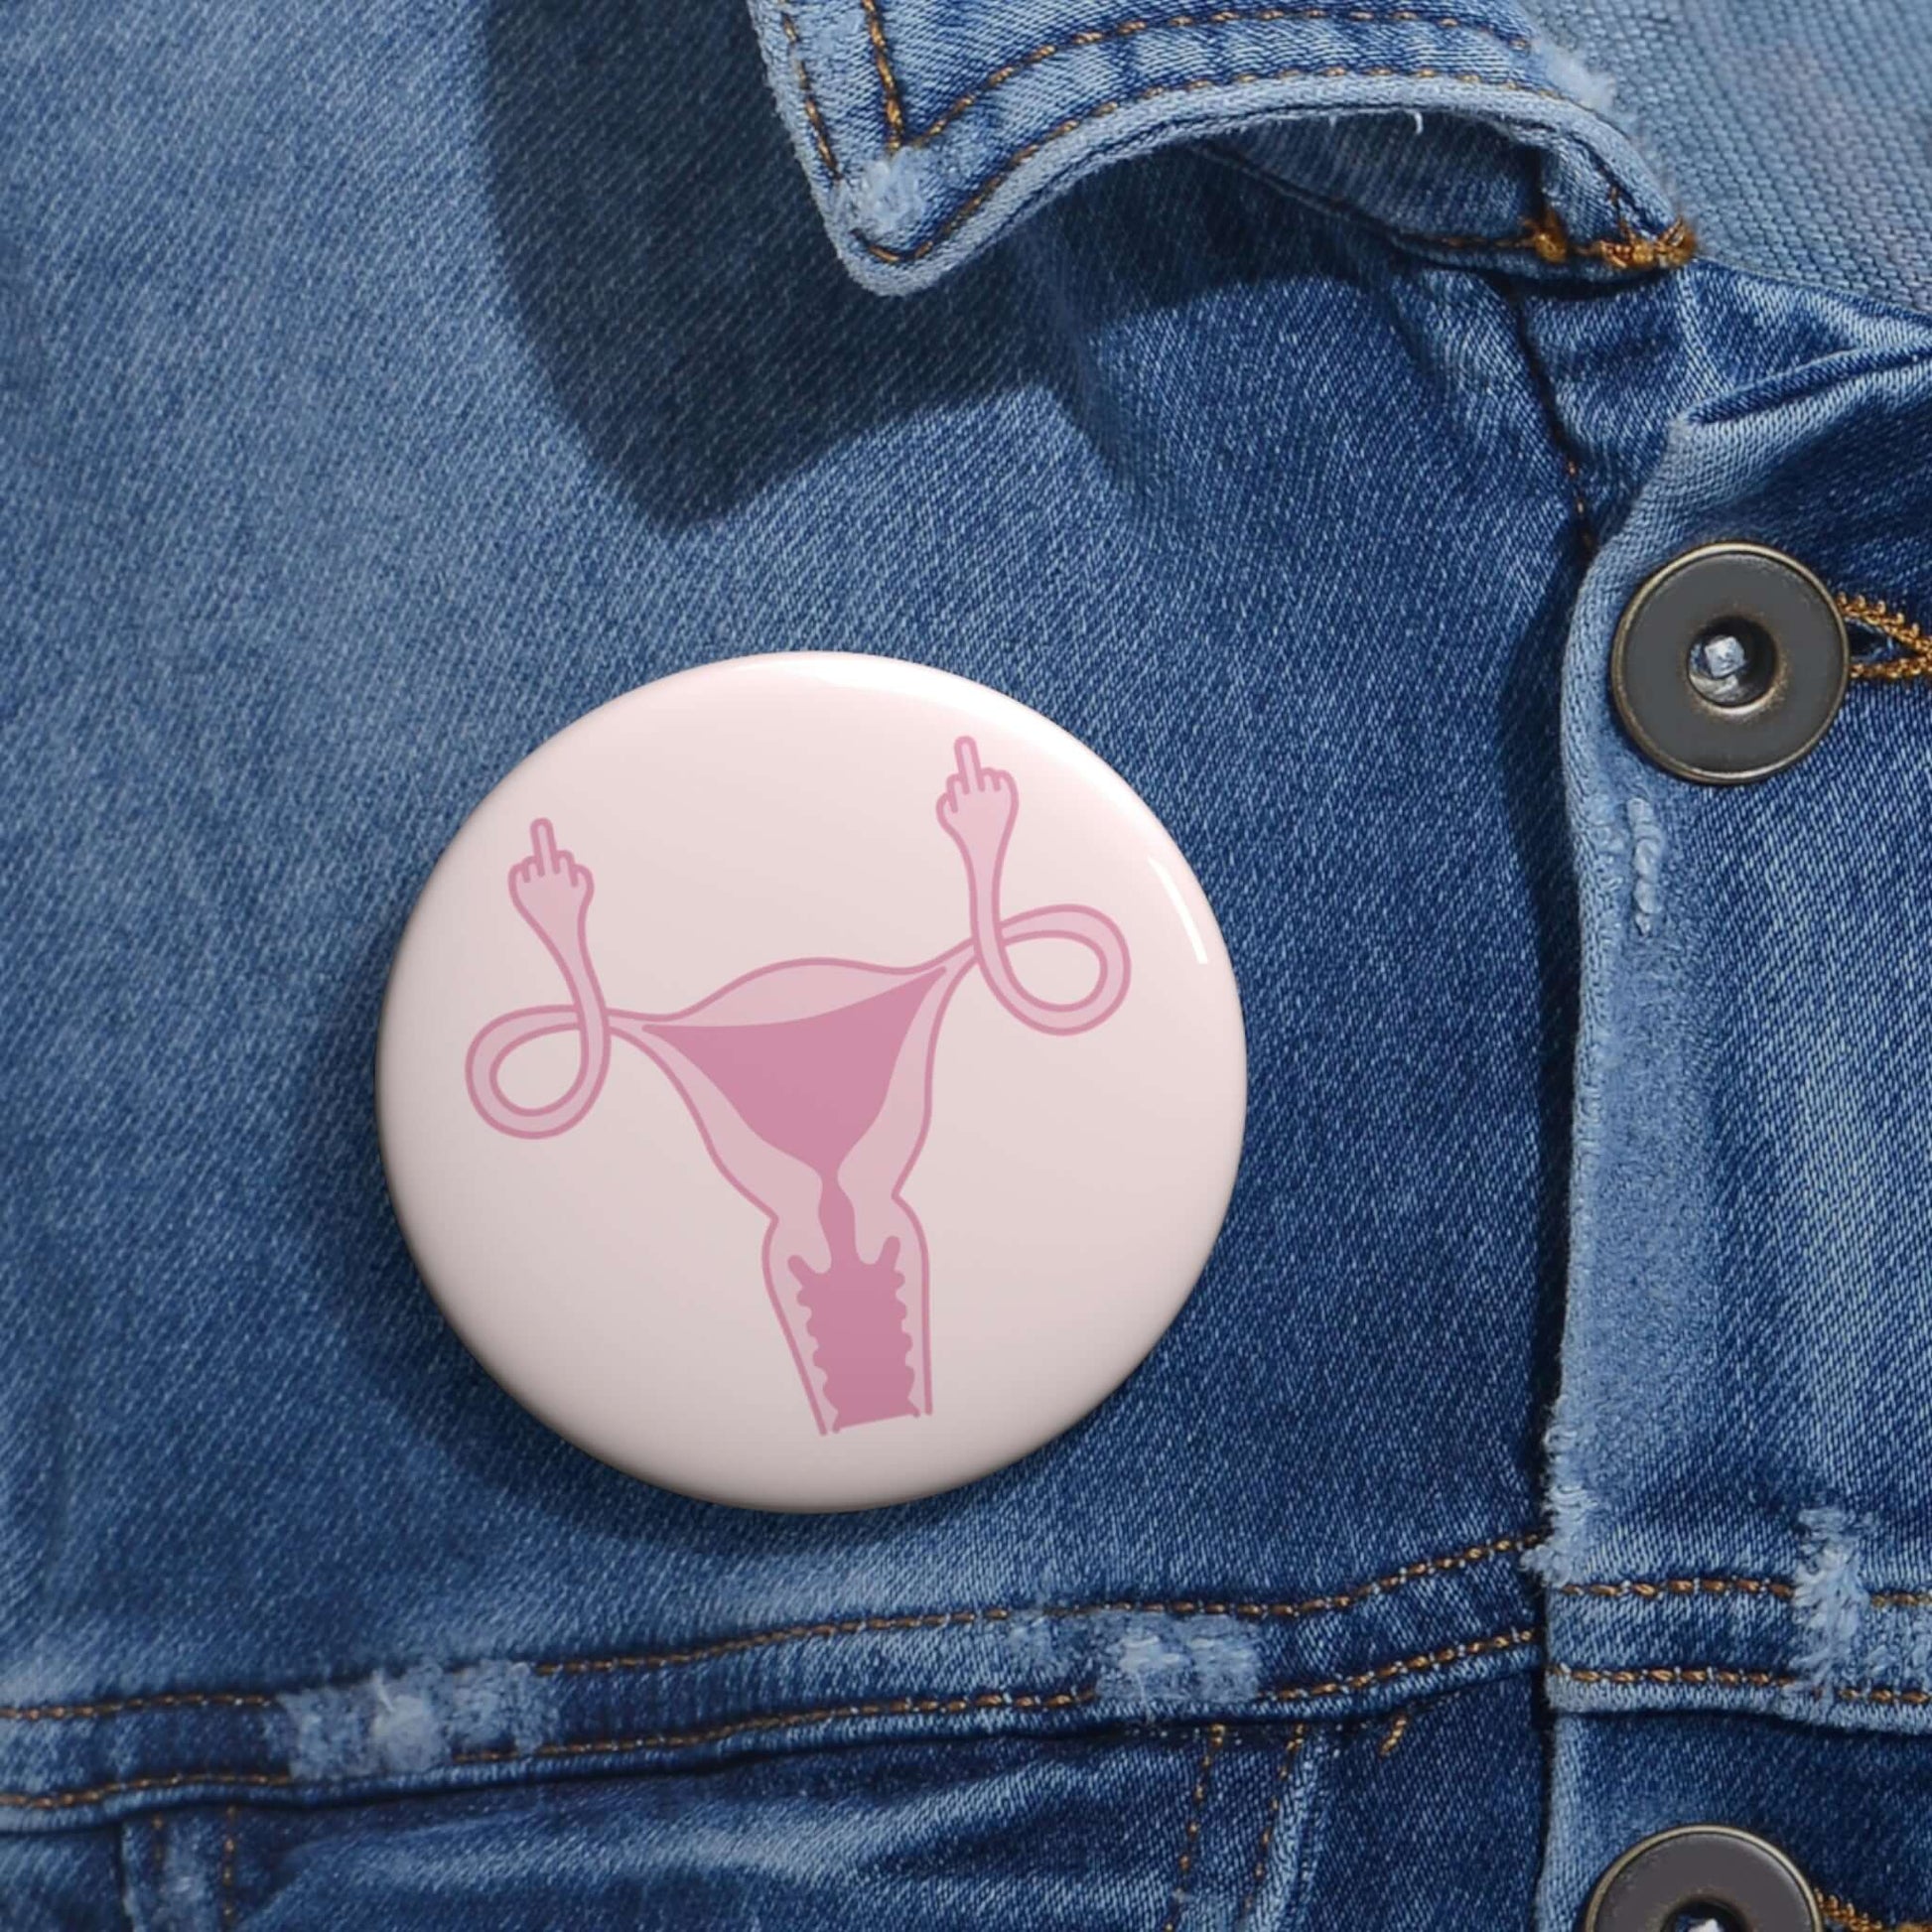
1531, 1, 1932, 313
6, 0, 1932, 1925
760, 0, 1679, 292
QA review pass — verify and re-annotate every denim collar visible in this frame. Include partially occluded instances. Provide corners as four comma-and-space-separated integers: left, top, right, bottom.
749, 0, 1687, 293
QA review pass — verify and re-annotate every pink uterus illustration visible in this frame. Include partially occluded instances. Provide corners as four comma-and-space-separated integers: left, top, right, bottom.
465, 739, 1131, 1436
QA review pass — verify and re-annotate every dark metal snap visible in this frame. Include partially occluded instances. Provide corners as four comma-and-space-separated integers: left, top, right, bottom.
1582, 1825, 1822, 1932
1610, 542, 1848, 783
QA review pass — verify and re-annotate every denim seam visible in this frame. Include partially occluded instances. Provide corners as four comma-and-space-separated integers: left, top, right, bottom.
800, 6, 1540, 180
856, 68, 1590, 266
1234, 1724, 1308, 1922
779, 10, 839, 177
1558, 1575, 1932, 1608
0, 1533, 1536, 1729
0, 1770, 300, 1816
1197, 138, 1692, 279
1549, 1661, 1932, 1706
445, 1684, 1100, 1766
537, 1532, 1539, 1675
786, 3, 1707, 275
1559, 1576, 1796, 1601
1375, 1708, 1412, 1755
218, 1804, 239, 1929
1158, 1722, 1228, 1932
890, 9, 1535, 154
1260, 1627, 1537, 1702
860, 0, 905, 144
1496, 276, 1597, 561
0, 1690, 279, 1724
0, 1690, 1097, 1813
1423, 206, 1693, 275
0, 1631, 1539, 1814
782, 3, 1681, 264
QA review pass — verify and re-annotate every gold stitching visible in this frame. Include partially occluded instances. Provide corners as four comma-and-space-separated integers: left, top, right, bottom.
0, 1688, 276, 1723
0, 1692, 1101, 1811
1817, 1893, 1912, 1932
1558, 1576, 1795, 1602
1559, 1573, 1932, 1608
1262, 1627, 1538, 1703
1550, 1661, 1796, 1691
1512, 204, 1695, 271
1586, 219, 1697, 270
1160, 1723, 1229, 1932
787, 5, 1694, 271
0, 1617, 1546, 1813
0, 1533, 1539, 1727
1237, 1725, 1307, 1920
1376, 207, 1694, 268
0, 1769, 298, 1816
1376, 1708, 1412, 1755
1551, 1660, 1932, 1708
860, 0, 905, 145
780, 10, 839, 178
219, 1803, 239, 1929
906, 6, 1534, 149
854, 68, 1687, 266
1839, 1683, 1932, 1708
1817, 1890, 1932, 1932
1819, 1894, 1888, 1932
460, 1684, 1100, 1766
1558, 447, 1591, 552
534, 1533, 1539, 1679
1839, 593, 1932, 682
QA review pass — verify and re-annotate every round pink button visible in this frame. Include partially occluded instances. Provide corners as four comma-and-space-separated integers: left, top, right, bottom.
378, 654, 1245, 1510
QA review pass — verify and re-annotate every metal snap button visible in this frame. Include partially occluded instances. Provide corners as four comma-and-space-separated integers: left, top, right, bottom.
1583, 1825, 1822, 1932
1609, 542, 1848, 783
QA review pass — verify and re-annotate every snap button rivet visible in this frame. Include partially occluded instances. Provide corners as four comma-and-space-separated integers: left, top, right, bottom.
1610, 542, 1848, 783
1583, 1824, 1822, 1932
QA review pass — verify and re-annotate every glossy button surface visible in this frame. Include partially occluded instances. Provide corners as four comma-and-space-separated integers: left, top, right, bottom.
1584, 1825, 1823, 1932
378, 654, 1246, 1510
1610, 542, 1849, 784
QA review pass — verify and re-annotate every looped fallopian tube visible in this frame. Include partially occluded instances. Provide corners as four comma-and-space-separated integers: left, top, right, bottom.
465, 738, 1130, 1435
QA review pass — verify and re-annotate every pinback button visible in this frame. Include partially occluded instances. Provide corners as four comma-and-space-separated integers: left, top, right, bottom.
377, 654, 1246, 1511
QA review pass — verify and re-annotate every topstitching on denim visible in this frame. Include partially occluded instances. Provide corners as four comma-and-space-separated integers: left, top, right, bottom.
770, 3, 1690, 268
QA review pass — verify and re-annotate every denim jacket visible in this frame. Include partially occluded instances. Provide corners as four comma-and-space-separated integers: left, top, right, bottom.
7, 1, 1932, 1926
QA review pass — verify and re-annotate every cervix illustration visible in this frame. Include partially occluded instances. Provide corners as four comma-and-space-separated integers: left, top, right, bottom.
465, 738, 1132, 1435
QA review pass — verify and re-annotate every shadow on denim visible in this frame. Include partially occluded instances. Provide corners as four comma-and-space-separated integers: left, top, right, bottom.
482, 0, 1314, 524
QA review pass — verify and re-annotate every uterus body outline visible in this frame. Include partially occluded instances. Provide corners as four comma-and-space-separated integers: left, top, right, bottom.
464, 738, 1131, 1436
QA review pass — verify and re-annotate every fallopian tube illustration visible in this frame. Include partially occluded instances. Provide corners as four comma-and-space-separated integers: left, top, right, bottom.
465, 738, 1131, 1435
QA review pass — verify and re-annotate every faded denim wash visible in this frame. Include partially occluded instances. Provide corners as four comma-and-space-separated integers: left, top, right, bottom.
6, 0, 1932, 1926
